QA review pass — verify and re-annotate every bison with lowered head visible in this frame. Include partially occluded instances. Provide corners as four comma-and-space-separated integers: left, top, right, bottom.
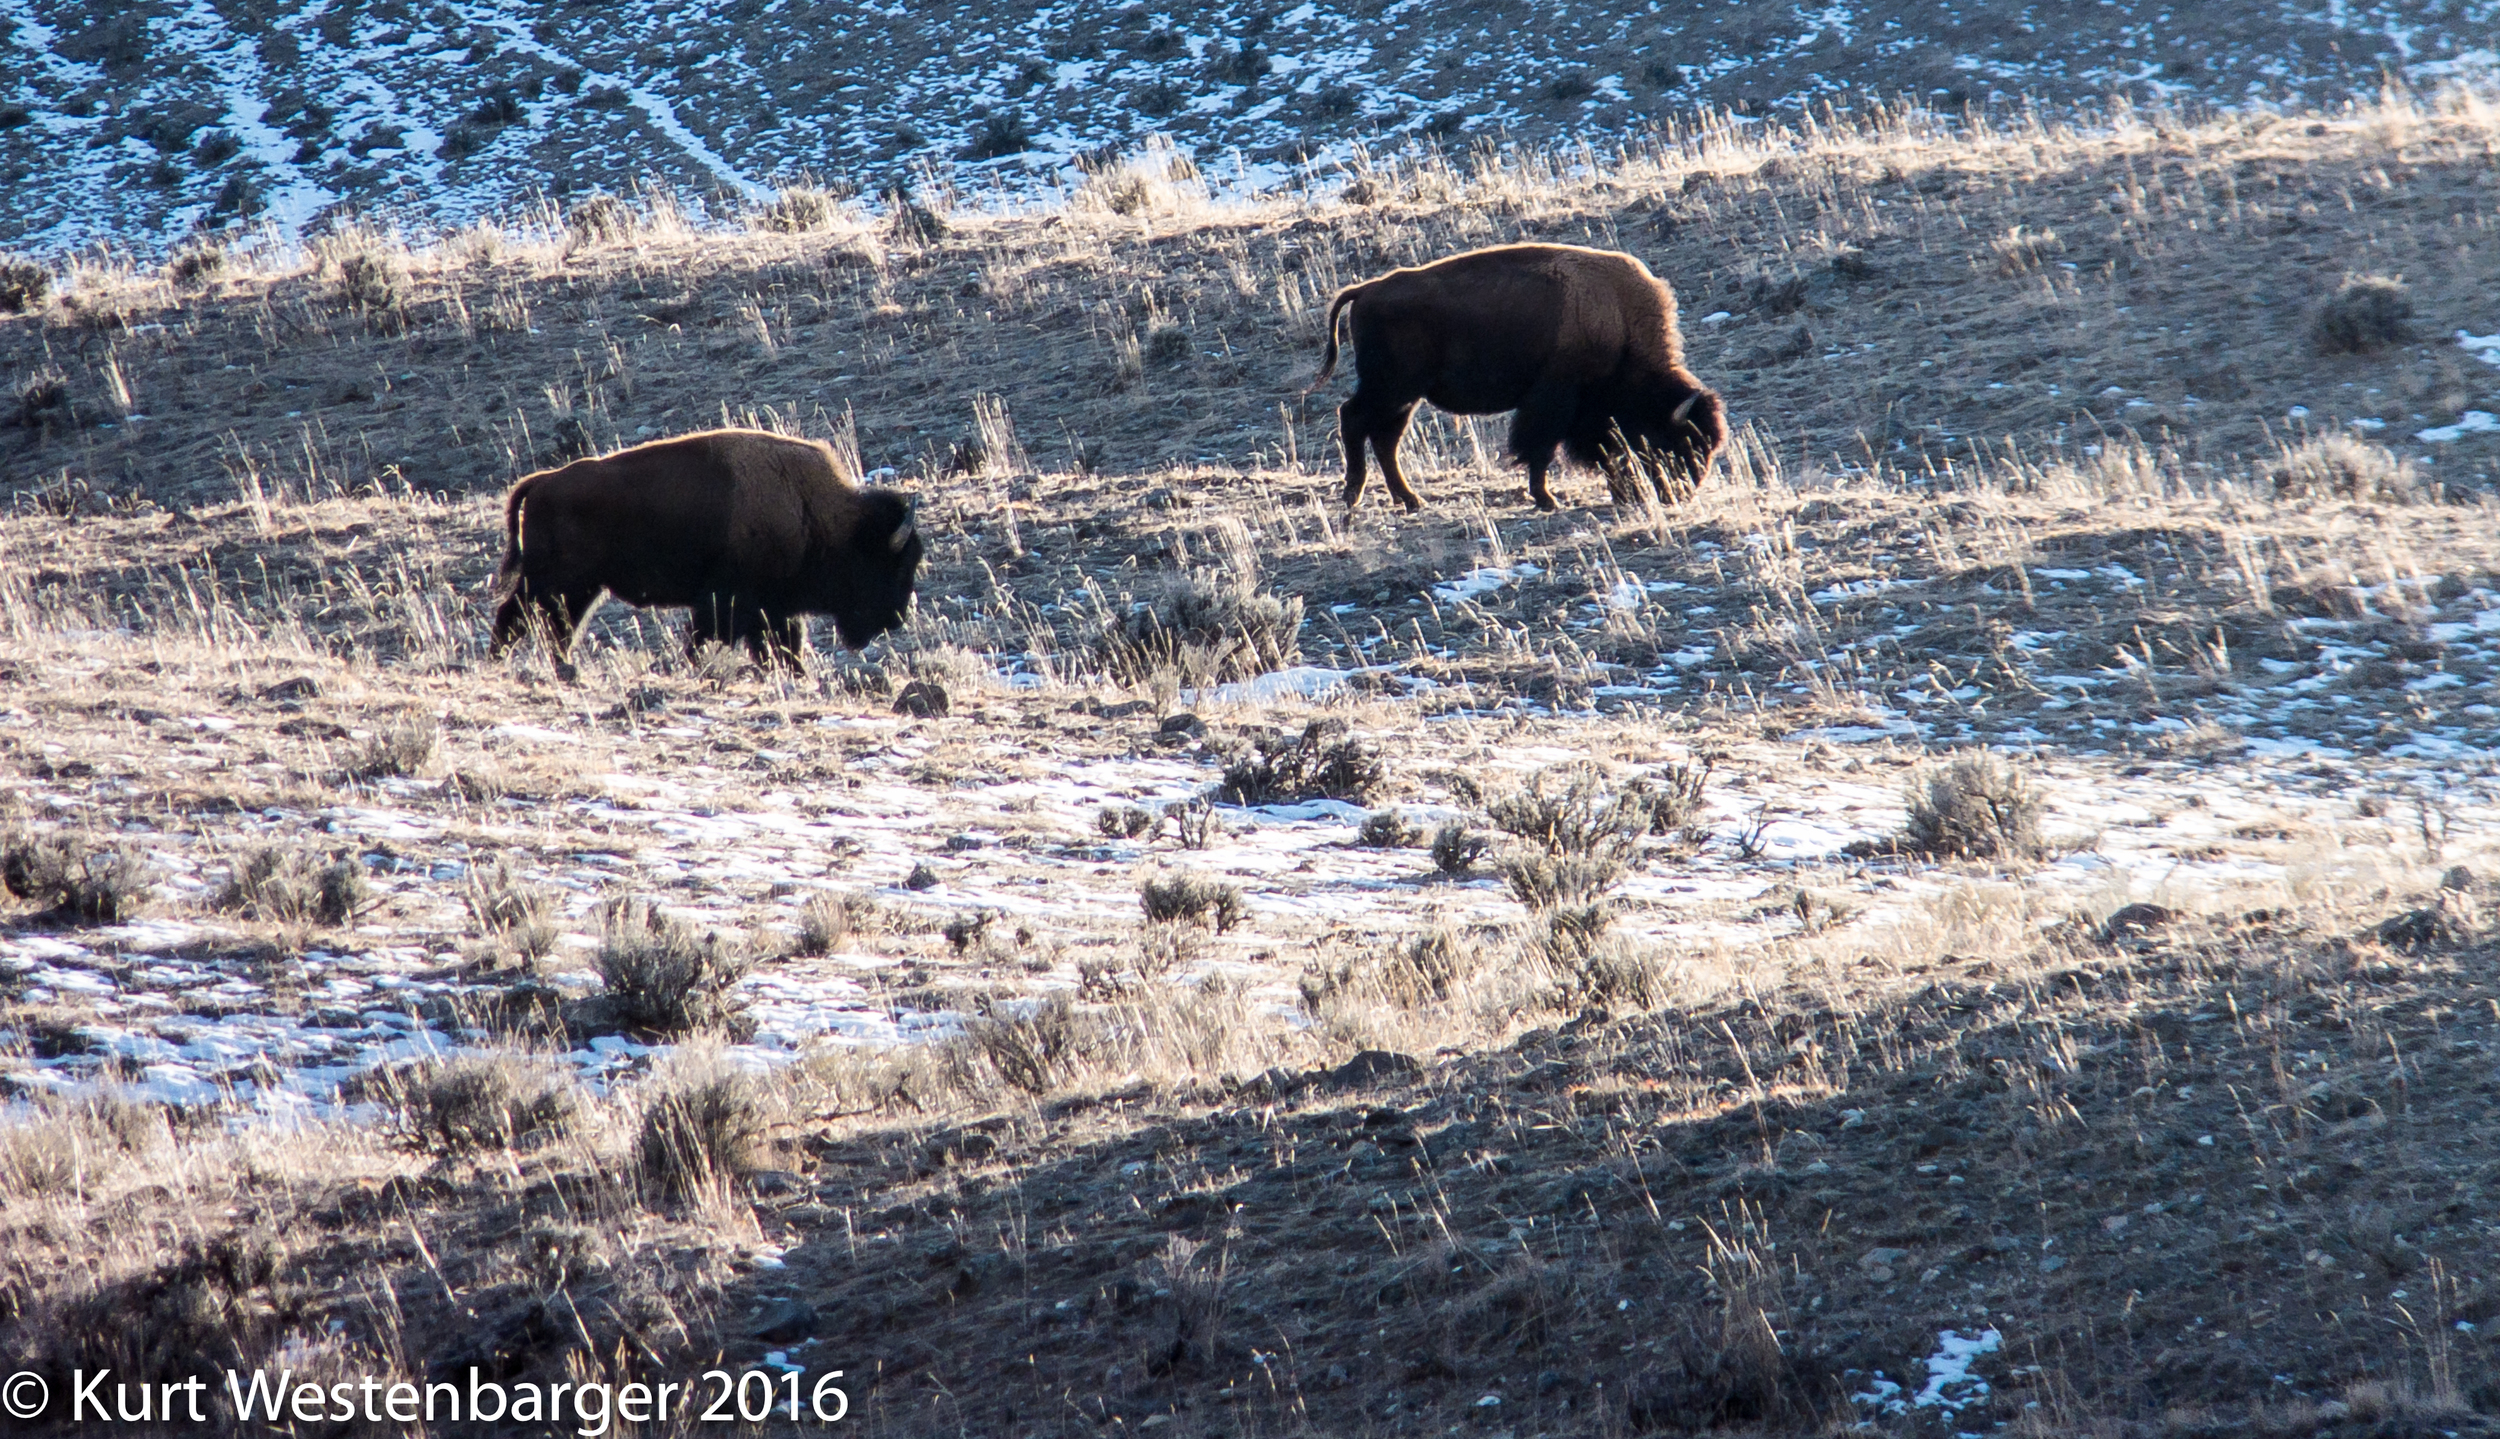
1313, 243, 1728, 513
489, 427, 924, 670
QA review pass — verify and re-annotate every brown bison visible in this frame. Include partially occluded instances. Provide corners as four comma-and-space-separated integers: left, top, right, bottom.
489, 428, 924, 670
1313, 243, 1728, 512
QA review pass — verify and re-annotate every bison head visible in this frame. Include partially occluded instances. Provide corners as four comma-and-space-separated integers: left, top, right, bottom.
837, 490, 924, 646
1580, 377, 1729, 503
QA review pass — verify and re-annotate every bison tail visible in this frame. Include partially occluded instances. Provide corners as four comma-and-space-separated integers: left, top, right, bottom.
1305, 281, 1366, 391
493, 477, 534, 593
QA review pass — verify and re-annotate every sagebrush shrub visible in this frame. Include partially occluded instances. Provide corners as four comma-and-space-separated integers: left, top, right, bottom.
1900, 752, 2044, 860
2, 829, 153, 924
1431, 821, 1488, 875
219, 845, 366, 926
1140, 870, 1245, 931
395, 1056, 575, 1156
1218, 718, 1381, 805
597, 898, 750, 1031
1095, 571, 1303, 686
2312, 274, 2411, 354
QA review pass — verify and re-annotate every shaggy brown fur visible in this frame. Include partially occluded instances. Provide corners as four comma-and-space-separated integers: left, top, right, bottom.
488, 428, 924, 670
1313, 243, 1728, 512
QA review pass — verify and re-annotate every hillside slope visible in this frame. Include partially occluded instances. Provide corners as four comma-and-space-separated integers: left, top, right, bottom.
5, 0, 2500, 254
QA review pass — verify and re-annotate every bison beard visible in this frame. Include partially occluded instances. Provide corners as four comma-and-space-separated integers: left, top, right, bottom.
1312, 243, 1728, 512
488, 428, 924, 672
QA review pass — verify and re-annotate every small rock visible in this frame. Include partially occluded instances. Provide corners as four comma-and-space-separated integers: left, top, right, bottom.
2373, 905, 2453, 953
2100, 902, 2179, 941
752, 1299, 818, 1343
893, 679, 950, 717
747, 1169, 806, 1198
1158, 712, 1205, 737
903, 862, 940, 891
1861, 1248, 1911, 1272
2040, 1255, 2066, 1273
260, 676, 321, 702
2440, 864, 2477, 892
1316, 1049, 1421, 1092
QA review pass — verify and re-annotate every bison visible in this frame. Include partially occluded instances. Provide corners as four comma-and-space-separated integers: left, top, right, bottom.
1312, 243, 1728, 513
488, 427, 924, 670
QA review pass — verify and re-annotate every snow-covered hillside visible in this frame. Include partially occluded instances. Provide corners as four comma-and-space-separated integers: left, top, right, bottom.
5, 0, 2499, 255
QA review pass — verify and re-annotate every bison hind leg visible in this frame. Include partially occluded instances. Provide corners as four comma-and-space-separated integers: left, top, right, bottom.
759, 614, 808, 670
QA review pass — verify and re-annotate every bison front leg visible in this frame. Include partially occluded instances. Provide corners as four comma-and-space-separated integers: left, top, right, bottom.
1509, 381, 1579, 513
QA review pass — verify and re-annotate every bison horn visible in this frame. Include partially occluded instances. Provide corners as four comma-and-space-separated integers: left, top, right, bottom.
888, 522, 915, 554
1671, 391, 1701, 425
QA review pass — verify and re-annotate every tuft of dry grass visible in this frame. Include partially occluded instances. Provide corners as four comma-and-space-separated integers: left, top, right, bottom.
217, 844, 369, 927
461, 853, 560, 961
354, 713, 441, 778
1071, 136, 1208, 218
636, 1063, 764, 1202
0, 1092, 166, 1194
390, 1054, 577, 1156
794, 889, 879, 955
2265, 432, 2427, 503
751, 181, 845, 233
